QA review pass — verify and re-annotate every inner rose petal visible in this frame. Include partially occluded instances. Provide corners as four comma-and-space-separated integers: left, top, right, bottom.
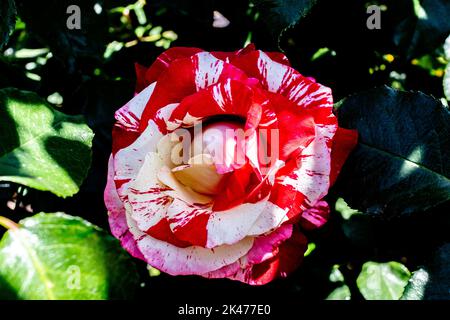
172, 154, 225, 195
191, 121, 246, 174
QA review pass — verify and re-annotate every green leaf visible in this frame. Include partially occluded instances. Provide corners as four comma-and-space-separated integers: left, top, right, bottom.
326, 285, 351, 300
334, 86, 450, 218
0, 0, 17, 49
0, 88, 94, 197
402, 243, 450, 300
252, 0, 318, 41
357, 261, 411, 300
394, 0, 450, 58
0, 213, 140, 300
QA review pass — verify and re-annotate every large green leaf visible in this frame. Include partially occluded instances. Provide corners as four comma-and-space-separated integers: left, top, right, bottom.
334, 86, 450, 218
0, 0, 16, 49
0, 213, 139, 300
0, 88, 94, 197
402, 243, 450, 300
357, 261, 411, 300
252, 0, 318, 41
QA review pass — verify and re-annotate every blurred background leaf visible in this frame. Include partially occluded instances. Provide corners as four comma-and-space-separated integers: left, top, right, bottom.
0, 0, 17, 49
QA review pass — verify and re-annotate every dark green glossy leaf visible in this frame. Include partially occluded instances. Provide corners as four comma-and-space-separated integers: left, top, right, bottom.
357, 261, 410, 300
0, 213, 139, 300
0, 0, 16, 49
402, 243, 450, 300
394, 0, 450, 58
252, 0, 318, 41
0, 88, 94, 197
334, 86, 450, 218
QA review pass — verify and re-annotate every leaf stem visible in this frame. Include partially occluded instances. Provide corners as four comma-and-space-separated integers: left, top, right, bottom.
0, 216, 19, 230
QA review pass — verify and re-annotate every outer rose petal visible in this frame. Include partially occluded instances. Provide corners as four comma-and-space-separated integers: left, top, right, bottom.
231, 50, 333, 112
329, 127, 358, 186
270, 124, 336, 223
212, 44, 291, 66
225, 227, 307, 285
139, 52, 248, 132
105, 155, 144, 260
201, 224, 293, 280
299, 200, 330, 230
143, 47, 204, 86
112, 83, 156, 154
125, 208, 256, 275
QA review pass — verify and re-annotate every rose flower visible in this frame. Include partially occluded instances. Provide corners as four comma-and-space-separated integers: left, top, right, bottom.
104, 45, 357, 285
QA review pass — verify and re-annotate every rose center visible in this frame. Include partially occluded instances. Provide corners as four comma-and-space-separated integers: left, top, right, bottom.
172, 121, 244, 196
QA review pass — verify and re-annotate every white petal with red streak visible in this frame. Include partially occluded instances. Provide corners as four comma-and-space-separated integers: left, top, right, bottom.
206, 199, 288, 248
105, 155, 144, 259
278, 124, 336, 207
127, 152, 171, 231
194, 52, 225, 91
114, 120, 163, 198
114, 83, 156, 131
202, 224, 293, 279
124, 204, 255, 275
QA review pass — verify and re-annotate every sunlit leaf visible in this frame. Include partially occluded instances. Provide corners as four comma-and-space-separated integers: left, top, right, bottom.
0, 88, 94, 197
326, 285, 351, 300
0, 213, 140, 300
357, 261, 410, 300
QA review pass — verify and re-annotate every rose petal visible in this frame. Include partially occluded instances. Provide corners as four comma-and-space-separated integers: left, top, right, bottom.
104, 155, 144, 259
299, 200, 330, 230
139, 52, 248, 132
224, 227, 307, 285
202, 224, 293, 280
329, 127, 359, 186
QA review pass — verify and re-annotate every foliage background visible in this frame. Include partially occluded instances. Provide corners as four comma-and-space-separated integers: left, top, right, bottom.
0, 0, 449, 300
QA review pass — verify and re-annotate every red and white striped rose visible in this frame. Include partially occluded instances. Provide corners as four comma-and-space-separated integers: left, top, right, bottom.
104, 44, 357, 285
